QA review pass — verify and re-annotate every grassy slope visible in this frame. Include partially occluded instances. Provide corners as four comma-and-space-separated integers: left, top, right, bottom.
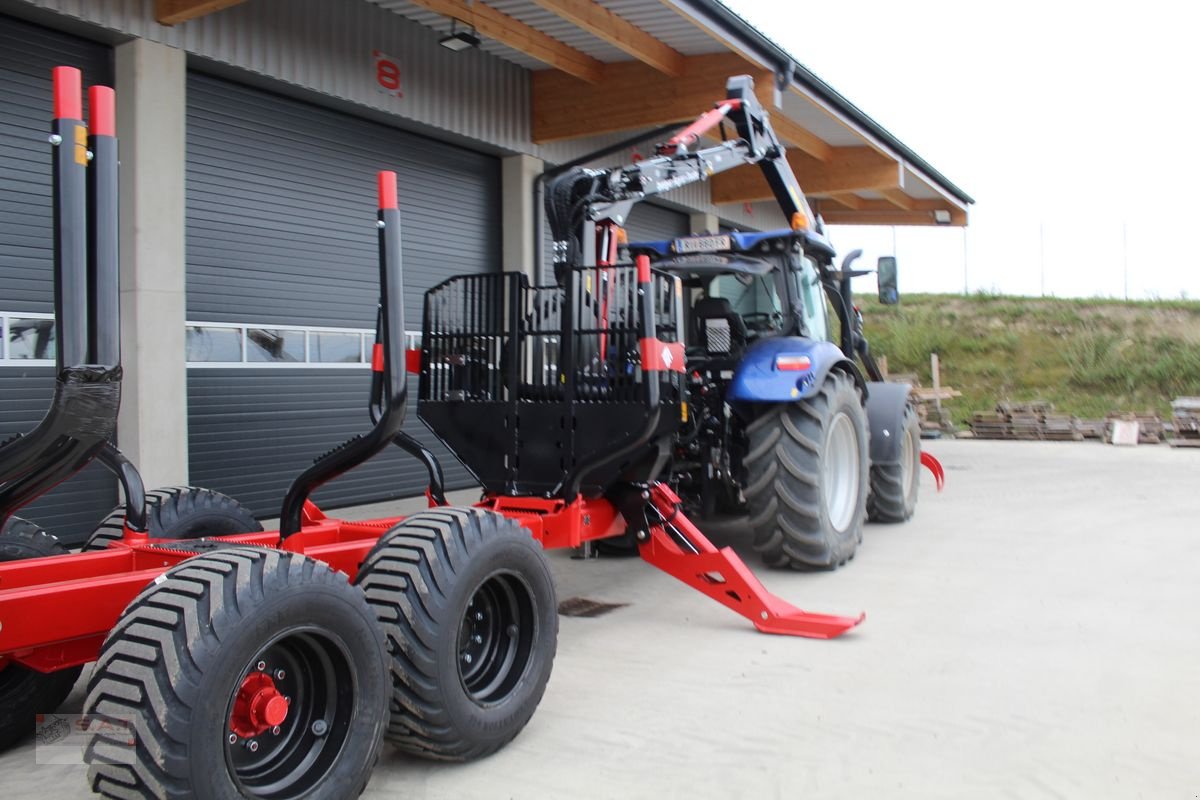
855, 292, 1200, 425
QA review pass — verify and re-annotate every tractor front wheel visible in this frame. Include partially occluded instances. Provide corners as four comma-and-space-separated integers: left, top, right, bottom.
0, 517, 84, 752
83, 485, 262, 551
356, 508, 558, 761
743, 370, 869, 569
867, 403, 922, 522
84, 547, 389, 799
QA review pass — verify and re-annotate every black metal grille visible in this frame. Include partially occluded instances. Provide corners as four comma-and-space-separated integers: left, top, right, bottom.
418, 265, 683, 498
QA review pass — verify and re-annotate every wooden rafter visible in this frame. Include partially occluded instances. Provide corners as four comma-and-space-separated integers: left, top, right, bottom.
408, 0, 605, 83
819, 193, 865, 211
880, 188, 916, 210
155, 0, 245, 25
527, 0, 685, 76
710, 148, 901, 204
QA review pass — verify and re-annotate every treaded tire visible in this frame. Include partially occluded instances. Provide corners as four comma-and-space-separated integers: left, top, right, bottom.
83, 486, 262, 551
867, 403, 922, 523
742, 370, 869, 569
83, 547, 389, 800
0, 517, 84, 752
356, 508, 558, 761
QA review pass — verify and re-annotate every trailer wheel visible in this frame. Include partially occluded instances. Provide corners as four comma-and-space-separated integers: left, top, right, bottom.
84, 547, 388, 800
743, 370, 869, 569
867, 403, 922, 523
356, 508, 557, 761
83, 486, 262, 550
0, 517, 84, 752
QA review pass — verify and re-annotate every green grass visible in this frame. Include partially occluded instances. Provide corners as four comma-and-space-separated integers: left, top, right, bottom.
856, 293, 1200, 425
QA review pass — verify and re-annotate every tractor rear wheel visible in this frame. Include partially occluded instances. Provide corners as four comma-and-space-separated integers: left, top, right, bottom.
0, 517, 84, 752
867, 403, 922, 522
355, 508, 558, 761
743, 370, 869, 569
84, 547, 389, 800
83, 486, 261, 550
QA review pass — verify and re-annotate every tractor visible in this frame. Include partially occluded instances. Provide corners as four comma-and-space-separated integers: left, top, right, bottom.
0, 67, 867, 799
540, 75, 943, 569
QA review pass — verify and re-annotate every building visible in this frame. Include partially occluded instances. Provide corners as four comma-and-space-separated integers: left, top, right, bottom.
0, 0, 972, 542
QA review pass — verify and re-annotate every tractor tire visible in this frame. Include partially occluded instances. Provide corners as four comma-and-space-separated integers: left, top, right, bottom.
356, 508, 557, 761
0, 517, 84, 752
83, 547, 389, 800
743, 370, 869, 569
83, 485, 262, 551
867, 403, 922, 523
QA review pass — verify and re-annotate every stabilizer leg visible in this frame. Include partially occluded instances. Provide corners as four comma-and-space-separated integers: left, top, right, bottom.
921, 451, 945, 491
636, 485, 864, 639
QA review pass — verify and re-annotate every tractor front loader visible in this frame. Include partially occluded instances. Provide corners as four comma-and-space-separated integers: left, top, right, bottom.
0, 68, 861, 800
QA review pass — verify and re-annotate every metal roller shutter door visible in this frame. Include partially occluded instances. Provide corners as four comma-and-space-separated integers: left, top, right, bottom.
185, 73, 500, 516
0, 14, 116, 545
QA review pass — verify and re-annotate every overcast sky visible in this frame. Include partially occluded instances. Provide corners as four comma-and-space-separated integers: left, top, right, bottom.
725, 0, 1200, 300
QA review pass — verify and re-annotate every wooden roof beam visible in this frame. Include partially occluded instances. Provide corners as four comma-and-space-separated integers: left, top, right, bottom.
710, 147, 902, 204
408, 0, 605, 83
156, 0, 246, 25
820, 199, 967, 227
528, 0, 686, 76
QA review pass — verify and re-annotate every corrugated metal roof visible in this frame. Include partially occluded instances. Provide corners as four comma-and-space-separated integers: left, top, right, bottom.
596, 0, 725, 56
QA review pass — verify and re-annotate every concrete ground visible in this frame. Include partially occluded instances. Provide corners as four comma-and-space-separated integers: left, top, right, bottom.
4, 439, 1198, 799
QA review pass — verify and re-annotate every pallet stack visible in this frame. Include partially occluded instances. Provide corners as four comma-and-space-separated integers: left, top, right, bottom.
887, 372, 961, 437
1169, 397, 1200, 448
970, 401, 1082, 441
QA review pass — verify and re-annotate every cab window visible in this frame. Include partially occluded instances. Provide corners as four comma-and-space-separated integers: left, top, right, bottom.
795, 257, 831, 342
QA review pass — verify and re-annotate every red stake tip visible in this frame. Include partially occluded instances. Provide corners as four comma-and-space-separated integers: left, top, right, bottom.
377, 170, 398, 210
88, 85, 115, 137
636, 254, 651, 284
52, 66, 82, 121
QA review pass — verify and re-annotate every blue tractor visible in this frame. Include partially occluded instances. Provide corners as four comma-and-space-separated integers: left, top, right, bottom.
545, 76, 934, 569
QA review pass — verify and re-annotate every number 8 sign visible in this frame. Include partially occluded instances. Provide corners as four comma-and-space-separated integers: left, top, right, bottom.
372, 50, 403, 98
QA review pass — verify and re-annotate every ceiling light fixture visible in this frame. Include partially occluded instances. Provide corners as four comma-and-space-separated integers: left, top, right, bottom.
439, 20, 480, 52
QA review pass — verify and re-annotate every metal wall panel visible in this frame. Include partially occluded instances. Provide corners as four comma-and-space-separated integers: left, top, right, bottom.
186, 73, 496, 515
0, 14, 117, 545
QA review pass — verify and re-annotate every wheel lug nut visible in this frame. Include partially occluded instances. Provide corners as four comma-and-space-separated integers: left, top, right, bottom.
271, 726, 282, 736
474, 612, 483, 621
311, 719, 328, 737
246, 740, 259, 752
228, 733, 238, 745
463, 653, 473, 664
274, 669, 286, 681
256, 661, 266, 671
472, 634, 482, 644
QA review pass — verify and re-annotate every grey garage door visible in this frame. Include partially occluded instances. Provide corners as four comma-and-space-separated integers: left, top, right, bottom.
185, 73, 500, 517
0, 14, 116, 545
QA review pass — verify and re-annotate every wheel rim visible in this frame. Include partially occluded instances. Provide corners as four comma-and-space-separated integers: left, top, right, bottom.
224, 628, 356, 799
824, 411, 861, 532
901, 424, 917, 499
458, 571, 537, 706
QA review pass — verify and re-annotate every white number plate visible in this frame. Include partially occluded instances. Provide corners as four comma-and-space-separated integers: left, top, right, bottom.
674, 234, 730, 254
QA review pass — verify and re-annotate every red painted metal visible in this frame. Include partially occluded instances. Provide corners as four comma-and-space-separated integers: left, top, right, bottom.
638, 484, 865, 638
377, 170, 397, 210
405, 348, 422, 374
921, 451, 945, 491
230, 672, 289, 739
371, 342, 385, 372
660, 99, 741, 155
52, 66, 82, 120
635, 253, 651, 284
639, 338, 685, 373
88, 85, 115, 137
474, 495, 623, 549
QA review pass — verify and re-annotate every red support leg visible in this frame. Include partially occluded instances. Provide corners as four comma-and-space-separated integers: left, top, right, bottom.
636, 485, 865, 639
921, 451, 945, 491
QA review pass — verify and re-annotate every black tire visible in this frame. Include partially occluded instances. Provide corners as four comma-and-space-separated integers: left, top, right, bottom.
83, 485, 262, 551
867, 403, 922, 523
743, 370, 869, 569
83, 547, 389, 800
0, 517, 85, 752
355, 508, 557, 761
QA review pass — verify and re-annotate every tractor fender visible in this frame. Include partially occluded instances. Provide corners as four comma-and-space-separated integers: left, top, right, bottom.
864, 381, 912, 465
726, 338, 863, 404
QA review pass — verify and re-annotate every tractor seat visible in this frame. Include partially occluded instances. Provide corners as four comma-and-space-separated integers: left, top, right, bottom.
693, 296, 747, 357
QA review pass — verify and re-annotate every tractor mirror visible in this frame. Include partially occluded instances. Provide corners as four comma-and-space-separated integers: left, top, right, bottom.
877, 256, 899, 304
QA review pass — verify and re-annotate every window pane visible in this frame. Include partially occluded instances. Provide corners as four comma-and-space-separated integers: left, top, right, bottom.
247, 328, 304, 363
7, 318, 55, 360
187, 326, 242, 362
310, 332, 362, 363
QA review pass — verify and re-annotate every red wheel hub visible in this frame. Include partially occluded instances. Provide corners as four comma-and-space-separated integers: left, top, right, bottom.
230, 671, 289, 739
